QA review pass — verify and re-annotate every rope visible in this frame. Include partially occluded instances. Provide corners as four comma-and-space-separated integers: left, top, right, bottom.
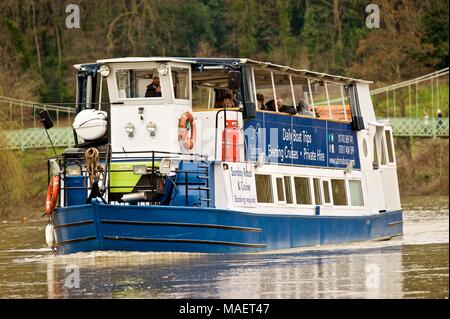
85, 147, 103, 185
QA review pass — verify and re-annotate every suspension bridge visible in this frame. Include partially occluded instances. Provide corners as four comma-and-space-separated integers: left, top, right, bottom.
0, 68, 448, 150
372, 67, 449, 138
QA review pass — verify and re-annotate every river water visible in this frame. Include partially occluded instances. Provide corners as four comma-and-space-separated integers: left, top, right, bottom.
0, 196, 447, 299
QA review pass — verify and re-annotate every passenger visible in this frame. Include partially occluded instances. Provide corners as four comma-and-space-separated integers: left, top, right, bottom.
265, 98, 295, 115
264, 99, 277, 112
278, 99, 297, 115
257, 93, 265, 110
213, 89, 226, 108
296, 99, 315, 117
215, 93, 237, 108
145, 75, 162, 97
223, 94, 236, 108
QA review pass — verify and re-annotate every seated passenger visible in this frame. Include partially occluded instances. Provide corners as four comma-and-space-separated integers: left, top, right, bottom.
215, 93, 237, 108
296, 99, 316, 117
223, 94, 237, 108
145, 75, 161, 97
265, 98, 296, 115
257, 93, 265, 110
278, 100, 297, 115
264, 99, 277, 112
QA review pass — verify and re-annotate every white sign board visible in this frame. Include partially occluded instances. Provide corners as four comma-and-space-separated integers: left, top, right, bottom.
228, 163, 257, 207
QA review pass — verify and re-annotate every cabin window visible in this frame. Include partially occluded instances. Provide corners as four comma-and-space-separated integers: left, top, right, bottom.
275, 177, 285, 202
323, 180, 331, 204
324, 82, 351, 121
98, 73, 110, 111
380, 135, 387, 165
171, 67, 190, 100
373, 136, 379, 169
291, 76, 309, 104
349, 180, 365, 206
191, 68, 237, 109
273, 73, 294, 111
213, 88, 239, 108
385, 129, 395, 163
284, 176, 294, 204
292, 76, 315, 117
362, 138, 368, 157
310, 80, 329, 117
254, 69, 275, 111
294, 177, 312, 205
313, 178, 322, 205
255, 174, 273, 203
331, 179, 347, 206
115, 69, 161, 99
242, 66, 256, 107
341, 85, 352, 121
192, 85, 212, 110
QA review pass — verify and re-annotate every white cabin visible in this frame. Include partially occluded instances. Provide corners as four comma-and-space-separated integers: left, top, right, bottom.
70, 57, 401, 216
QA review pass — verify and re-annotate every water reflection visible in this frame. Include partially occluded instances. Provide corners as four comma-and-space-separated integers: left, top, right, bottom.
0, 195, 447, 299
42, 246, 416, 299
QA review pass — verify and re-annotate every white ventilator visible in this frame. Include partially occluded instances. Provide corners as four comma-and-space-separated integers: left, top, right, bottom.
72, 109, 108, 140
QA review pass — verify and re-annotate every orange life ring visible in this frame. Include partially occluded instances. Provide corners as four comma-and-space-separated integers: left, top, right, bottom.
178, 112, 197, 150
45, 176, 60, 215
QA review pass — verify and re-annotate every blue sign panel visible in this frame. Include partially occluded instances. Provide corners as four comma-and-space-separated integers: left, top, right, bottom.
243, 112, 360, 169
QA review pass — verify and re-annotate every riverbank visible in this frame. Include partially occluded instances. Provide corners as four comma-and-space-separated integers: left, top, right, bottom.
0, 138, 448, 221
395, 137, 449, 196
0, 147, 61, 220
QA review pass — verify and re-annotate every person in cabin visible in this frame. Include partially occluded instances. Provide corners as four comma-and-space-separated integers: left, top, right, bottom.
264, 99, 278, 112
215, 89, 238, 108
278, 99, 297, 115
145, 75, 162, 97
297, 99, 315, 117
257, 93, 265, 110
265, 98, 294, 114
223, 93, 237, 108
214, 89, 226, 108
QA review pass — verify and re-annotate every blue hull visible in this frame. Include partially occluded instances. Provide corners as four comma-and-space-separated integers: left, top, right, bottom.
52, 200, 403, 255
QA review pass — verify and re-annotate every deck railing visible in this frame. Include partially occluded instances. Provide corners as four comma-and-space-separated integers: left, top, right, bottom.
49, 148, 210, 208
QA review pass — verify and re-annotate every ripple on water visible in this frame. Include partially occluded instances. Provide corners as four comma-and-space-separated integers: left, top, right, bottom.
0, 195, 447, 298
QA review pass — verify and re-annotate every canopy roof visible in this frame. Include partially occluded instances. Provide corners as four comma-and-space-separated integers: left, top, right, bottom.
75, 57, 371, 84
96, 57, 197, 64
243, 58, 371, 84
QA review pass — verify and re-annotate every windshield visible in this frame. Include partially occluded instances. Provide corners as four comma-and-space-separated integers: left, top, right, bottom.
115, 68, 162, 99
171, 67, 190, 100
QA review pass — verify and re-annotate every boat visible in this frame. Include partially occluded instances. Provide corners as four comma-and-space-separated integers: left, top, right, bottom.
41, 57, 403, 255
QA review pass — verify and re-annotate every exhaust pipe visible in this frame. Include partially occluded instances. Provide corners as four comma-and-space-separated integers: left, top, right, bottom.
121, 191, 152, 202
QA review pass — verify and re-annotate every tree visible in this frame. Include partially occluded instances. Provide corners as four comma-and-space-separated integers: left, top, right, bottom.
349, 0, 436, 84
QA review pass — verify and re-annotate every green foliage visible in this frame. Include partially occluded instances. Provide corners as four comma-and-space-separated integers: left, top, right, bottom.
221, 0, 258, 57
301, 4, 333, 69
157, 0, 217, 56
0, 0, 448, 103
421, 1, 449, 69
2, 18, 31, 70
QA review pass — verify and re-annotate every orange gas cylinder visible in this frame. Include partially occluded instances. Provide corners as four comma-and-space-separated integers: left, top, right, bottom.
222, 120, 240, 162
